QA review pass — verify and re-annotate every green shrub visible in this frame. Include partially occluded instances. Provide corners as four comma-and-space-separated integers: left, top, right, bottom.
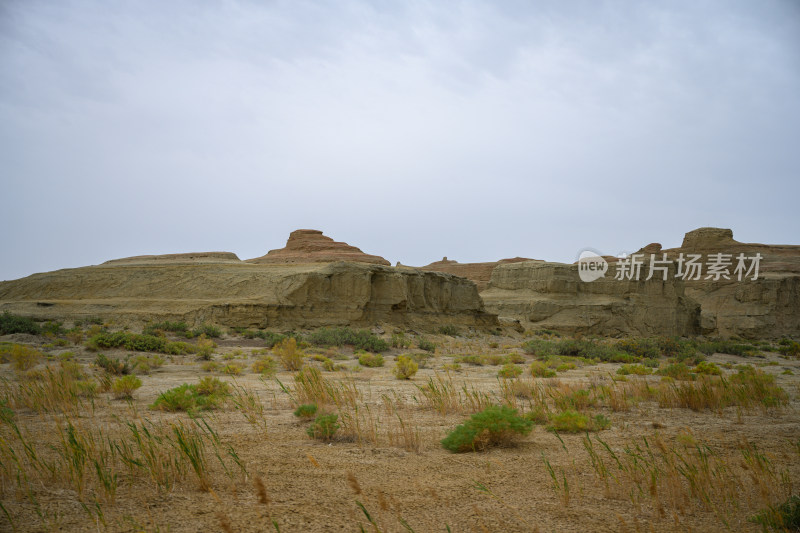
252, 356, 278, 376
308, 327, 389, 352
778, 341, 800, 357
201, 361, 219, 372
418, 338, 436, 353
498, 363, 522, 379
454, 355, 484, 366
749, 495, 800, 531
88, 331, 168, 353
484, 354, 505, 365
111, 375, 142, 399
222, 363, 243, 375
697, 340, 758, 357
617, 364, 651, 376
656, 362, 694, 381
142, 321, 189, 336
294, 404, 318, 418
547, 410, 610, 433
693, 361, 721, 375
555, 362, 576, 372
393, 355, 419, 379
391, 332, 412, 348
522, 339, 556, 356
530, 361, 556, 378
552, 339, 632, 363
0, 312, 41, 335
189, 324, 222, 339
95, 353, 130, 375
151, 377, 230, 412
438, 325, 460, 336
164, 341, 196, 355
441, 405, 533, 453
307, 414, 339, 441
358, 353, 384, 368
9, 344, 43, 372
615, 338, 660, 359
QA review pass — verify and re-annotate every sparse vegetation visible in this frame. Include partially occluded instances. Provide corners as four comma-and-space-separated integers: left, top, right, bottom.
274, 337, 304, 371
151, 377, 231, 412
307, 413, 339, 441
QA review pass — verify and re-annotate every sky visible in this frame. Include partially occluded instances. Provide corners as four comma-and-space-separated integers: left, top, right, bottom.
1, 0, 799, 281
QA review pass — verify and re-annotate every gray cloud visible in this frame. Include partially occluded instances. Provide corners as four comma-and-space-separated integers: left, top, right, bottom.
1, 0, 799, 280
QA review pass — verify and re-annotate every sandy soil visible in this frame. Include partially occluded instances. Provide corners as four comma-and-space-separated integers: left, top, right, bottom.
1, 334, 799, 533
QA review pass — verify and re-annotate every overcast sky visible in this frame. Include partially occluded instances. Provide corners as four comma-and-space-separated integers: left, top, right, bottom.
1, 0, 799, 281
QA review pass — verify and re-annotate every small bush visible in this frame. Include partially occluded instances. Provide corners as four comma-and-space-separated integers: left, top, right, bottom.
617, 364, 651, 376
394, 355, 419, 379
498, 363, 522, 379
142, 321, 189, 336
455, 355, 484, 366
697, 339, 758, 357
294, 404, 318, 418
547, 410, 610, 433
441, 405, 533, 453
10, 344, 43, 372
693, 361, 721, 375
615, 338, 660, 359
358, 353, 384, 368
438, 325, 460, 336
391, 332, 412, 348
656, 362, 694, 381
555, 362, 576, 372
222, 363, 243, 375
151, 377, 230, 412
252, 356, 278, 376
111, 375, 142, 399
778, 341, 800, 357
522, 339, 556, 356
95, 353, 130, 375
749, 494, 800, 531
418, 338, 436, 353
274, 337, 304, 371
201, 361, 219, 372
0, 312, 41, 335
195, 336, 217, 360
189, 324, 222, 339
530, 361, 556, 378
88, 331, 168, 353
307, 414, 339, 441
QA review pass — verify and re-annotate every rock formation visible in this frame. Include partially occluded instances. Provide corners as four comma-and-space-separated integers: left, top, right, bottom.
248, 229, 390, 265
0, 256, 494, 331
481, 227, 800, 339
420, 257, 538, 291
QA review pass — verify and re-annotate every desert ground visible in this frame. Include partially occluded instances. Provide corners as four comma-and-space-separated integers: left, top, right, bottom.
1, 320, 798, 532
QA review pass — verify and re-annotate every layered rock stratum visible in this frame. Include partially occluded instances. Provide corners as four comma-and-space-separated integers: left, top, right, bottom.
0, 237, 495, 330
478, 228, 800, 338
247, 229, 390, 265
420, 257, 538, 292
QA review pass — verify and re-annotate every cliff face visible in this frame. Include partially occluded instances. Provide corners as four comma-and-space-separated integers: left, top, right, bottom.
481, 228, 800, 338
0, 261, 496, 330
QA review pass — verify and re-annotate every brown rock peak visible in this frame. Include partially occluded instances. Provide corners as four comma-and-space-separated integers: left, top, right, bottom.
681, 227, 737, 249
247, 229, 390, 265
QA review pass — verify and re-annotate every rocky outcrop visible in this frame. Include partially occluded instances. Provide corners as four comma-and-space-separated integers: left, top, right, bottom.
248, 230, 390, 265
0, 260, 496, 331
420, 257, 538, 291
481, 228, 800, 339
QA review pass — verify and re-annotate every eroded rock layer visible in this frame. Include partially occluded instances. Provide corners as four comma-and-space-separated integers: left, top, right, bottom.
481, 228, 800, 338
0, 261, 496, 330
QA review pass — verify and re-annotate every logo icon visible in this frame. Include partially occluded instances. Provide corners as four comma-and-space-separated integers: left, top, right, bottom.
577, 249, 608, 282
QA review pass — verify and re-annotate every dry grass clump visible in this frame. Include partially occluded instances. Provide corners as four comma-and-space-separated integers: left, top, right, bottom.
274, 337, 304, 371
